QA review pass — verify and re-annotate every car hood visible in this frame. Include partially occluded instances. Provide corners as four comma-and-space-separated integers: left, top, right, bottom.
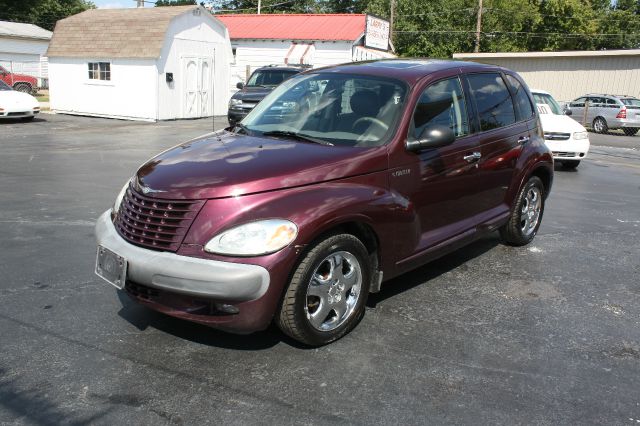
539, 113, 586, 134
232, 87, 272, 102
135, 131, 386, 200
0, 90, 38, 107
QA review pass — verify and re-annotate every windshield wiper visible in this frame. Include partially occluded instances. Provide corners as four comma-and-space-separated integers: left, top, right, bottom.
262, 131, 334, 146
234, 123, 253, 135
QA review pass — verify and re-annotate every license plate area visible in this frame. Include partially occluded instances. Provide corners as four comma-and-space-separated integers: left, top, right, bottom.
95, 245, 127, 289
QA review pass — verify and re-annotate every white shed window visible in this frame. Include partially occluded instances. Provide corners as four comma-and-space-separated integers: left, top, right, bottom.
88, 62, 111, 81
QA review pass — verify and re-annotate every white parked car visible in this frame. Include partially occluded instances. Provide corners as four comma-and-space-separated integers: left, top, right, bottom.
0, 80, 40, 121
532, 89, 590, 169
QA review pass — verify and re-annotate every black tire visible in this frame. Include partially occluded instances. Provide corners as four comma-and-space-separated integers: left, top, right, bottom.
592, 117, 608, 134
21, 116, 35, 122
276, 233, 372, 346
13, 83, 32, 93
623, 128, 639, 136
562, 160, 580, 169
500, 176, 545, 246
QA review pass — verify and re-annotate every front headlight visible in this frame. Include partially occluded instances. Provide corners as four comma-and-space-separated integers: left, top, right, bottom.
573, 131, 588, 140
229, 98, 242, 108
204, 219, 298, 256
113, 179, 131, 213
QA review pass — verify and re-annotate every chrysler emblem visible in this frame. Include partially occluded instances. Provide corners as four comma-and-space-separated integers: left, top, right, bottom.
137, 177, 166, 194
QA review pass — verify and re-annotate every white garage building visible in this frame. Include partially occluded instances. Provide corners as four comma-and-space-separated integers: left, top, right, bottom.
46, 6, 233, 121
0, 21, 52, 85
215, 14, 395, 96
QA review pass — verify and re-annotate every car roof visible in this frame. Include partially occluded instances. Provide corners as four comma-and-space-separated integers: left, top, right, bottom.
255, 65, 308, 72
309, 59, 508, 84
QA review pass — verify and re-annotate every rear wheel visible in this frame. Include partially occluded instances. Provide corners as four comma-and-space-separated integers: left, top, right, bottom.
592, 117, 608, 134
13, 83, 32, 93
500, 176, 545, 246
623, 128, 639, 136
276, 233, 371, 346
562, 160, 580, 169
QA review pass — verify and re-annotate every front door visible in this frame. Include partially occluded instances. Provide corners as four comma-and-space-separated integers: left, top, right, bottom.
182, 57, 213, 118
390, 76, 481, 256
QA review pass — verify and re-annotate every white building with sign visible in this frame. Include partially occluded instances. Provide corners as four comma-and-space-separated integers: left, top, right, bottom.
216, 14, 394, 95
46, 6, 232, 121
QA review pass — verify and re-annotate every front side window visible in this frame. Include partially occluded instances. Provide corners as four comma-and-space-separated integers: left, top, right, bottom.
571, 97, 586, 107
467, 73, 516, 131
241, 72, 407, 147
0, 80, 11, 91
410, 77, 469, 140
88, 62, 111, 81
505, 74, 534, 121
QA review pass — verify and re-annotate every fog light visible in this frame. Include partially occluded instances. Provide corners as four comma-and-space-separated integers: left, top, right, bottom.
214, 303, 239, 314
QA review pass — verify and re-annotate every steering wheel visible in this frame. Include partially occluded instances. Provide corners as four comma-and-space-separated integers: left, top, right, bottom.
352, 117, 389, 132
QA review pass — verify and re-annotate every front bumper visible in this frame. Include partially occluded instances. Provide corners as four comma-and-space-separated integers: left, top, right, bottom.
545, 138, 590, 161
227, 108, 250, 125
94, 210, 270, 301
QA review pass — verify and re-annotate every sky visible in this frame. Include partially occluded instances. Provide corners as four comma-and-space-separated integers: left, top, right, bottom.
92, 0, 153, 8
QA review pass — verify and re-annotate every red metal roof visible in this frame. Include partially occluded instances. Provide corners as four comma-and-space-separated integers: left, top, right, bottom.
216, 14, 366, 41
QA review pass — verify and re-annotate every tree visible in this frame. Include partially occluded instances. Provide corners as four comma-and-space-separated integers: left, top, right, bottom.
0, 0, 95, 31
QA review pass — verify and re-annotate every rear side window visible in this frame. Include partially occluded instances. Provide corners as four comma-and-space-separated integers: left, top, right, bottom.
410, 77, 469, 140
505, 74, 534, 121
467, 73, 516, 131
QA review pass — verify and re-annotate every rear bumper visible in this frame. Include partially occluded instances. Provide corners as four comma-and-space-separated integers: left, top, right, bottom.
608, 117, 640, 129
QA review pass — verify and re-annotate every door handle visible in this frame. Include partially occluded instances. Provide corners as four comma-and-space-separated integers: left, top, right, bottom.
463, 152, 481, 163
518, 136, 530, 144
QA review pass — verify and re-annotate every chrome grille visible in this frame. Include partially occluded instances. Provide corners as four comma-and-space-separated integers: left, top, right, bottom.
544, 132, 571, 141
553, 151, 577, 158
114, 185, 204, 252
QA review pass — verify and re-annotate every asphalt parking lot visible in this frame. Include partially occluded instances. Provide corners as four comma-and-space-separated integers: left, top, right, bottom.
1, 114, 639, 425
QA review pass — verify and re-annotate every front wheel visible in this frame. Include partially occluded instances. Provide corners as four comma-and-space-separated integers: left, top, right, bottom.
500, 176, 545, 246
276, 234, 371, 346
592, 117, 608, 134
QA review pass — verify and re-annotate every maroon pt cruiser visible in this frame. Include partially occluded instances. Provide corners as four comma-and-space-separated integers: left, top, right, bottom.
95, 60, 553, 346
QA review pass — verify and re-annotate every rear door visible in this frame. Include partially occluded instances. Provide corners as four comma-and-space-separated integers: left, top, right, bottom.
463, 72, 529, 215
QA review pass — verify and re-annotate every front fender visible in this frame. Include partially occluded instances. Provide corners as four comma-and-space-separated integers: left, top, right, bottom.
183, 172, 417, 276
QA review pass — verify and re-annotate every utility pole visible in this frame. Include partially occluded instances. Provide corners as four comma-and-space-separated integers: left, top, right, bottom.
474, 0, 483, 52
257, 0, 261, 14
390, 0, 396, 45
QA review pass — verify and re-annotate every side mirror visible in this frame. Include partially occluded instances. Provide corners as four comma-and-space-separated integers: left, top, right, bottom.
406, 125, 456, 152
236, 82, 244, 90
564, 108, 572, 116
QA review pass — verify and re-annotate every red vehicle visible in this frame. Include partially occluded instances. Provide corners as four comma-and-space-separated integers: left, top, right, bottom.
0, 65, 38, 94
95, 59, 553, 346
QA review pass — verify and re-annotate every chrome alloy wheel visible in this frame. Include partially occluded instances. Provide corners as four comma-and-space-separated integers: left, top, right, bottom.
520, 186, 542, 236
305, 251, 362, 331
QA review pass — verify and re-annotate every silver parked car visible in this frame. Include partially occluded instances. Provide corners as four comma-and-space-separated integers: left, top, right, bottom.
567, 94, 640, 136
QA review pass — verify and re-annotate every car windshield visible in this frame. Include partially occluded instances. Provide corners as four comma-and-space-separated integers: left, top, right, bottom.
246, 70, 299, 88
0, 80, 12, 91
533, 92, 562, 115
240, 72, 408, 147
621, 98, 640, 107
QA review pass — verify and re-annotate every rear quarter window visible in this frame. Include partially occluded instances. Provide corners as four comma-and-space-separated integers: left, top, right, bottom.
505, 74, 534, 121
